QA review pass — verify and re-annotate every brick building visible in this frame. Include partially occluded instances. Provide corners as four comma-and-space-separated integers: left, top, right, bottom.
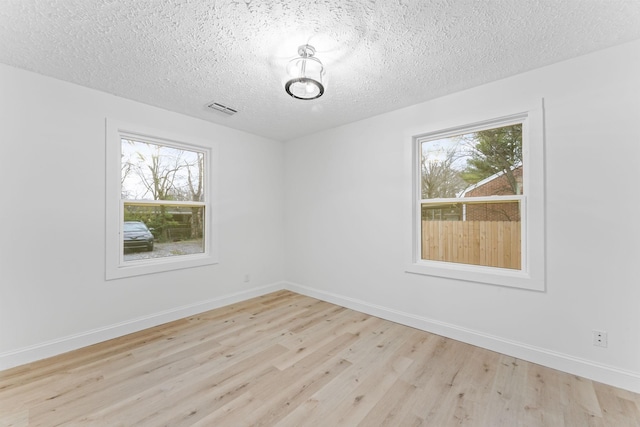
460, 165, 522, 221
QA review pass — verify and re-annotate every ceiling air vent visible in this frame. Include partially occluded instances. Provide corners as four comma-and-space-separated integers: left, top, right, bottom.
206, 102, 238, 116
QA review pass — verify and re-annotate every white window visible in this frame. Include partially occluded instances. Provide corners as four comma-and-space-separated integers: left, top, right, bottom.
106, 120, 217, 279
406, 103, 545, 290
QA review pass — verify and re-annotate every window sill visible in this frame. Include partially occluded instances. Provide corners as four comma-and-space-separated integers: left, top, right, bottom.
106, 253, 218, 280
405, 261, 545, 291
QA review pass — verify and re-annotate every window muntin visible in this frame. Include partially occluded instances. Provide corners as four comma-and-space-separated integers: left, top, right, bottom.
418, 121, 524, 271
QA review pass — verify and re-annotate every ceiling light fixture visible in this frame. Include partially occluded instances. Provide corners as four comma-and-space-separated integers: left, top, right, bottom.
285, 44, 325, 100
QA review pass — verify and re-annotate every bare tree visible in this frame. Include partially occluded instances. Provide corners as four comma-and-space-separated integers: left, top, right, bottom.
136, 149, 184, 200
132, 144, 186, 241
421, 148, 468, 199
121, 157, 133, 198
122, 140, 206, 241
186, 153, 204, 238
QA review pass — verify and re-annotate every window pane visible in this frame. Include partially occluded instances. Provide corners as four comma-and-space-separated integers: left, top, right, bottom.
421, 123, 523, 199
121, 139, 205, 202
123, 203, 205, 262
421, 201, 521, 269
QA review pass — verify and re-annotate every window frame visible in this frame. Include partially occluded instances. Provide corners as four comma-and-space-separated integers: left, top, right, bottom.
405, 102, 546, 291
105, 119, 218, 280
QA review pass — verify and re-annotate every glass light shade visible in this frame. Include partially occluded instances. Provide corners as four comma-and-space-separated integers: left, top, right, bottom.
285, 45, 325, 100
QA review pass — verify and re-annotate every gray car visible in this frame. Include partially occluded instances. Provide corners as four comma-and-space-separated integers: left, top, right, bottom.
123, 221, 154, 251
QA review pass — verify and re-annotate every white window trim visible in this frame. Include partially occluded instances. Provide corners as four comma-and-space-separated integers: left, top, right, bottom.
405, 100, 546, 291
105, 119, 218, 280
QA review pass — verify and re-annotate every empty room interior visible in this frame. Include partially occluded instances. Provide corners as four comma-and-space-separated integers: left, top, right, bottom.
1, 1, 640, 425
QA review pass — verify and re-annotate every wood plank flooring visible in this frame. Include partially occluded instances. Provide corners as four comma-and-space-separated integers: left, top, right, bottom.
1, 290, 639, 426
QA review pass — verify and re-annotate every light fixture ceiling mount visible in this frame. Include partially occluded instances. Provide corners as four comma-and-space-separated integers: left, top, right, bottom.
285, 44, 325, 100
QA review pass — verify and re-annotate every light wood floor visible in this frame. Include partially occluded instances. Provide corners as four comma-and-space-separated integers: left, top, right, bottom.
1, 291, 639, 426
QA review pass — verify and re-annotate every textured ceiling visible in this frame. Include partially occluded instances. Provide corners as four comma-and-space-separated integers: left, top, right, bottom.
1, 1, 640, 141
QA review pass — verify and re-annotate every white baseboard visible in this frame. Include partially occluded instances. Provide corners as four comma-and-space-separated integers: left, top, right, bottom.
0, 282, 283, 371
283, 281, 640, 394
4, 280, 639, 394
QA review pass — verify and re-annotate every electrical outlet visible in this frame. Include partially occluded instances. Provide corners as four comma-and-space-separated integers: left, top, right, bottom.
243, 274, 250, 283
593, 330, 608, 348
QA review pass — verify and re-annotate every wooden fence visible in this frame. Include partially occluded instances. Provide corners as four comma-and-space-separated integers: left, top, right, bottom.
421, 221, 521, 270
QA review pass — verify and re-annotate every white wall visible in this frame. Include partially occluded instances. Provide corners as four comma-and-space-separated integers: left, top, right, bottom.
0, 64, 285, 366
1, 40, 639, 393
284, 40, 640, 392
